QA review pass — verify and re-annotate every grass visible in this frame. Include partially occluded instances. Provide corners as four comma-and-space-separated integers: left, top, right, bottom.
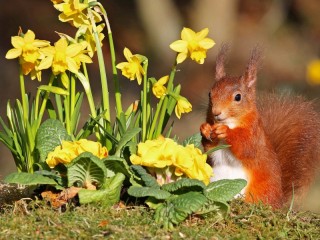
0, 198, 319, 239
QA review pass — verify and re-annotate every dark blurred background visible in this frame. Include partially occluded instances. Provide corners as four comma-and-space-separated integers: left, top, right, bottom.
0, 0, 319, 211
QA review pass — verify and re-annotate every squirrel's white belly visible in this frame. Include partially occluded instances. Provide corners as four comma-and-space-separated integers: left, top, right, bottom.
209, 148, 248, 195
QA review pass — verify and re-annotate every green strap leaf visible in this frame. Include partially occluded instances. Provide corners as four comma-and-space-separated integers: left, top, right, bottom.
205, 179, 247, 203
36, 119, 71, 162
115, 127, 141, 156
127, 186, 171, 200
4, 172, 57, 185
67, 152, 108, 188
38, 85, 69, 95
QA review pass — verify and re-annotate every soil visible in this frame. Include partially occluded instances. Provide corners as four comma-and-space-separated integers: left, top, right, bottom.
0, 182, 34, 209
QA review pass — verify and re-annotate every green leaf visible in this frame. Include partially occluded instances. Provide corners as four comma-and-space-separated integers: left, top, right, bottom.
38, 85, 69, 95
78, 173, 125, 206
182, 132, 202, 148
155, 191, 207, 229
205, 179, 247, 203
36, 119, 71, 162
205, 144, 230, 155
4, 172, 57, 185
130, 165, 158, 188
115, 127, 141, 156
196, 200, 229, 221
67, 152, 108, 188
161, 178, 206, 194
103, 156, 132, 178
127, 186, 171, 200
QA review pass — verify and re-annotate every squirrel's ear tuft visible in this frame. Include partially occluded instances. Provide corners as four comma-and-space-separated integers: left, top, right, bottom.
215, 43, 229, 80
244, 46, 263, 88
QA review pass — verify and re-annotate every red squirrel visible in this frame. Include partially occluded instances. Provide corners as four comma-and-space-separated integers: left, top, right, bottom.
200, 45, 320, 208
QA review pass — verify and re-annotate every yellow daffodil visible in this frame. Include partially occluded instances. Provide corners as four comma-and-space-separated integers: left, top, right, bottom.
5, 29, 50, 81
77, 24, 105, 57
38, 37, 92, 75
116, 48, 145, 85
152, 75, 169, 98
46, 139, 108, 168
175, 97, 192, 119
307, 60, 320, 85
170, 27, 215, 64
131, 136, 212, 185
53, 0, 101, 28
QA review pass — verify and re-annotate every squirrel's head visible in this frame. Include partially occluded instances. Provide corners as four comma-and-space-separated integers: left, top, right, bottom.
208, 44, 262, 128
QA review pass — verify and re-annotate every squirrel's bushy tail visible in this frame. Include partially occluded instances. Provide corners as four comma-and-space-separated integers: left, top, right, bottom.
258, 93, 320, 203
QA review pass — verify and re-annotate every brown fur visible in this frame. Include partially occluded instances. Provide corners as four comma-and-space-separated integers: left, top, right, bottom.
258, 94, 320, 202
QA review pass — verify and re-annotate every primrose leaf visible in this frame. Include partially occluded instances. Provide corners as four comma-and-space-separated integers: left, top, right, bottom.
205, 179, 247, 203
161, 178, 206, 194
130, 165, 159, 188
4, 172, 57, 185
78, 173, 125, 206
196, 200, 229, 221
182, 132, 202, 148
127, 186, 171, 200
66, 152, 107, 188
103, 156, 132, 177
155, 191, 207, 229
36, 119, 71, 162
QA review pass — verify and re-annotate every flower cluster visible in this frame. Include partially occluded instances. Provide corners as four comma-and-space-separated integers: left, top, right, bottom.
130, 136, 212, 185
46, 139, 108, 168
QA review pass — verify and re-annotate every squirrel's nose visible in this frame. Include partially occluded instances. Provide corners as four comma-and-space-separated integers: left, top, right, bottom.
212, 109, 222, 121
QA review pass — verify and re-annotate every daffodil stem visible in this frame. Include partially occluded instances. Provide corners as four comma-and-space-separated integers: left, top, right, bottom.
148, 96, 164, 140
155, 64, 177, 137
89, 9, 110, 123
142, 61, 148, 142
19, 68, 28, 125
36, 75, 55, 129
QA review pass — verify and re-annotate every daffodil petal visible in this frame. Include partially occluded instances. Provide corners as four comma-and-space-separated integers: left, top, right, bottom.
181, 27, 196, 41
66, 44, 82, 57
158, 75, 169, 85
24, 30, 36, 43
123, 47, 133, 62
38, 56, 53, 70
66, 58, 79, 73
169, 40, 188, 53
11, 36, 24, 49
116, 62, 128, 70
196, 28, 209, 40
175, 105, 181, 119
33, 40, 50, 48
5, 48, 22, 59
199, 38, 215, 49
176, 52, 187, 64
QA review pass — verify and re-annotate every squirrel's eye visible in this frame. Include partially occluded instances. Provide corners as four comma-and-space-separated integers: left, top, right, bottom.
234, 93, 241, 102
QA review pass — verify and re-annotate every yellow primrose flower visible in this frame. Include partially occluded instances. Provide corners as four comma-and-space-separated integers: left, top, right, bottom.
170, 27, 215, 64
131, 136, 212, 185
175, 97, 192, 119
175, 144, 212, 185
46, 139, 108, 168
307, 60, 320, 85
38, 37, 92, 75
130, 136, 177, 168
152, 76, 169, 98
116, 48, 145, 85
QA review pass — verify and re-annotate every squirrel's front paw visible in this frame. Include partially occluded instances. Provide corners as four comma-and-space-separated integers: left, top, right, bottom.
200, 122, 216, 141
213, 124, 229, 139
